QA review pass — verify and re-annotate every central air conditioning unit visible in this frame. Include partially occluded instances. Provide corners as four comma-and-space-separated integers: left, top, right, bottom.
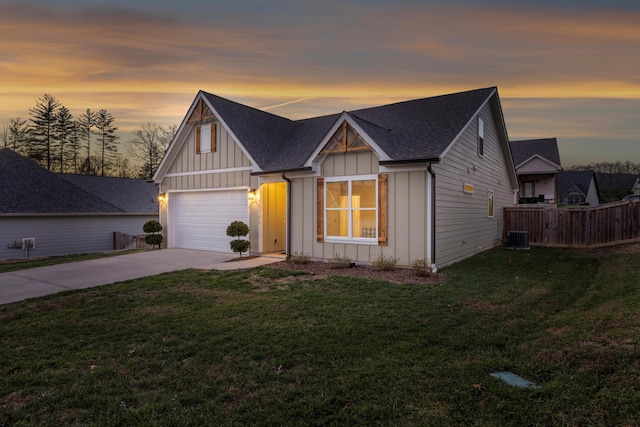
507, 231, 529, 249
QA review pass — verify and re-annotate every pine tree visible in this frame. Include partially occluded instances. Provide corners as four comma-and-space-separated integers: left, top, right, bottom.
28, 94, 60, 170
94, 109, 119, 176
68, 120, 82, 173
55, 106, 74, 173
1, 122, 8, 148
77, 109, 96, 174
8, 117, 28, 156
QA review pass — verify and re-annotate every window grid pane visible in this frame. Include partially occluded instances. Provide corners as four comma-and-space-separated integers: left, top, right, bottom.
326, 182, 348, 208
351, 180, 376, 208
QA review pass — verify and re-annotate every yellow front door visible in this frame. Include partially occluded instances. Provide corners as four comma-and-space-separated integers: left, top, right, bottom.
261, 182, 287, 253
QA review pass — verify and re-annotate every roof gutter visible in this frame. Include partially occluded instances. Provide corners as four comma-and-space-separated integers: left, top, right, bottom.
251, 166, 313, 176
379, 157, 440, 166
281, 173, 292, 259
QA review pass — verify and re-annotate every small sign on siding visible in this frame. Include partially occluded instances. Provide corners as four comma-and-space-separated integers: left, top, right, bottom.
463, 182, 474, 194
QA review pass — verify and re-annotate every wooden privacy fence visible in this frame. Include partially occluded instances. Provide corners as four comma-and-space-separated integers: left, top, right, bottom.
113, 232, 152, 250
503, 201, 640, 248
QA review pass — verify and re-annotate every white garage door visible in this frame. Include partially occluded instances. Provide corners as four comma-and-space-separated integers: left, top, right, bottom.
170, 190, 249, 252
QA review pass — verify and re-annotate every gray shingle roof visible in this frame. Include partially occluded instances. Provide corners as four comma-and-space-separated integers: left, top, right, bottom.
510, 138, 562, 168
594, 173, 639, 191
0, 148, 158, 214
349, 87, 496, 161
57, 174, 159, 213
202, 87, 497, 172
202, 92, 309, 169
558, 170, 596, 196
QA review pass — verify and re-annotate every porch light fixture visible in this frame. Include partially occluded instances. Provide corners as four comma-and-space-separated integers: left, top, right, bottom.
158, 193, 167, 204
248, 188, 257, 202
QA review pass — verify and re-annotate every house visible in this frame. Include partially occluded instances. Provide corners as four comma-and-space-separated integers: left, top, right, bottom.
153, 87, 519, 269
594, 173, 639, 203
510, 138, 563, 204
0, 148, 158, 260
557, 170, 600, 206
631, 176, 640, 196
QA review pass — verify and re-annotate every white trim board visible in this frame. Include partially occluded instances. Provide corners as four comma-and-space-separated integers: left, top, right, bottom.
165, 166, 253, 178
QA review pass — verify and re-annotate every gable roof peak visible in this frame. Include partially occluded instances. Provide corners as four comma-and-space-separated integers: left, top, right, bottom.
158, 86, 502, 176
510, 137, 562, 168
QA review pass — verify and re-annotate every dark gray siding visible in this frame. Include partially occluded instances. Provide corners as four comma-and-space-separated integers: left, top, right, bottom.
0, 215, 155, 260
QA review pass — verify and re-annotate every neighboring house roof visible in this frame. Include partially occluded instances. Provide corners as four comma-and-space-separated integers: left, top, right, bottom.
558, 170, 597, 197
57, 174, 159, 213
594, 173, 639, 192
0, 148, 158, 214
158, 87, 508, 177
510, 138, 562, 170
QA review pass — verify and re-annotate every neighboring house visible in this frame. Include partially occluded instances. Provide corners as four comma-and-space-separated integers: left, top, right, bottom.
632, 176, 640, 196
510, 138, 563, 204
153, 87, 518, 269
0, 148, 158, 260
594, 173, 639, 203
557, 170, 600, 206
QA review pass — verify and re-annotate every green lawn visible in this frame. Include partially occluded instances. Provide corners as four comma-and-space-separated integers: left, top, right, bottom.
1, 246, 639, 426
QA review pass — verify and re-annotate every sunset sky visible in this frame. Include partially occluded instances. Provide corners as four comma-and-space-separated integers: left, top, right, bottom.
1, 0, 638, 167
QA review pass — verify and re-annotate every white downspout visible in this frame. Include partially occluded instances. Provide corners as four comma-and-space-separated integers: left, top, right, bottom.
427, 163, 437, 273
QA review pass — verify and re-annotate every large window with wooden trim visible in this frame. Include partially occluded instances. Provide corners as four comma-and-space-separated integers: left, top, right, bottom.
317, 174, 388, 245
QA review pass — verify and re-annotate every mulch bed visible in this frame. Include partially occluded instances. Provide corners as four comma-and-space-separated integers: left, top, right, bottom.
265, 260, 445, 284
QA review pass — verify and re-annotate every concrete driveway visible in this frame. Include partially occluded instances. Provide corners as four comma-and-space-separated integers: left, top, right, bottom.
0, 249, 284, 305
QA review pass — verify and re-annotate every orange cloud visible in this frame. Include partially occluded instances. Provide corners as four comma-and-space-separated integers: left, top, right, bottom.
0, 1, 639, 166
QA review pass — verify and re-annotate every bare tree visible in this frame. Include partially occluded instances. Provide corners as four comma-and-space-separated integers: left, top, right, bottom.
128, 122, 176, 179
112, 154, 134, 178
568, 161, 640, 174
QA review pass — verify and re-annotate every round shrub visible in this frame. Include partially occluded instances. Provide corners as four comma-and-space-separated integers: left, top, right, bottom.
226, 220, 249, 238
143, 220, 163, 234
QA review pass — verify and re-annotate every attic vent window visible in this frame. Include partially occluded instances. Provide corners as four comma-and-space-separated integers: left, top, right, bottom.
188, 98, 216, 123
477, 117, 484, 157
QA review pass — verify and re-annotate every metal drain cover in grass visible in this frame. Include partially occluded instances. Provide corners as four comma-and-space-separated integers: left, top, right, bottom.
490, 371, 540, 389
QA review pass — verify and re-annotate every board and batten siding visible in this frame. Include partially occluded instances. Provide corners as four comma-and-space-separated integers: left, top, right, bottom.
0, 215, 155, 260
432, 102, 514, 267
158, 123, 260, 252
289, 150, 430, 266
162, 123, 256, 192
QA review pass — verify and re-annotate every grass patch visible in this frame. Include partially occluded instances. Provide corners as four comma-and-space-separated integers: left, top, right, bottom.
1, 246, 639, 425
